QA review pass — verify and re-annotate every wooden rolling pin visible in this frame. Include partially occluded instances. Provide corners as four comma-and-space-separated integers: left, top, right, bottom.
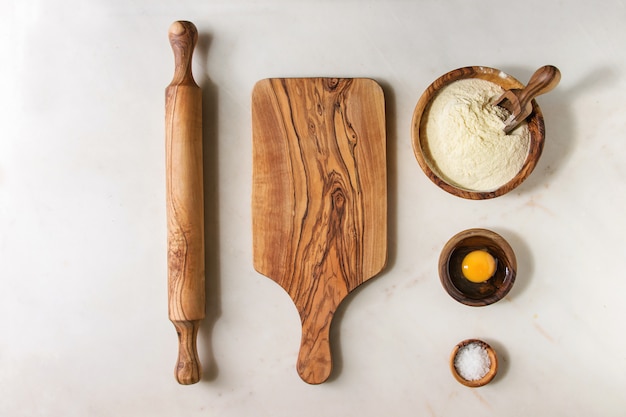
165, 20, 205, 385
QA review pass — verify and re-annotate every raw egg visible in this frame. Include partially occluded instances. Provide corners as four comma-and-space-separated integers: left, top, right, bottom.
461, 250, 496, 283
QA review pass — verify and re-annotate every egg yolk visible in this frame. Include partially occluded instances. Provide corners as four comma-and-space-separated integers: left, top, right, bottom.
461, 250, 496, 283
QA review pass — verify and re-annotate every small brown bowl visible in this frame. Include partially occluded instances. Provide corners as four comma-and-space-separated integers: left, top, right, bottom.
450, 339, 498, 387
439, 228, 516, 306
411, 66, 545, 199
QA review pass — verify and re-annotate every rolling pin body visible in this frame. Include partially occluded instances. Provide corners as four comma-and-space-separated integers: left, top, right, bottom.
166, 21, 204, 385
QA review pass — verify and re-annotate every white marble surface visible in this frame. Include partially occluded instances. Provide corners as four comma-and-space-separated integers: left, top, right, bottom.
2, 0, 626, 415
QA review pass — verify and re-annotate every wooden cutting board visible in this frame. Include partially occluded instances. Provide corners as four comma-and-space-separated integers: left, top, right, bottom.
252, 78, 387, 384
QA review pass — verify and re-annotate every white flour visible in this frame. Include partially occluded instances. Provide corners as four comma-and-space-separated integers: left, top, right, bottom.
424, 78, 530, 192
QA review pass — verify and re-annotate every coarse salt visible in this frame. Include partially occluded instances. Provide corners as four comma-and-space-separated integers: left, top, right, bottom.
454, 342, 491, 381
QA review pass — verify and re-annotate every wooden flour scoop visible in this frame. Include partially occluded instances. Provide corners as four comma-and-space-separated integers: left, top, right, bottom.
252, 78, 387, 384
493, 65, 561, 134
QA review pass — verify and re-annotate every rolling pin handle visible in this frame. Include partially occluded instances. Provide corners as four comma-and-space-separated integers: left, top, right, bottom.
168, 21, 198, 87
172, 320, 202, 385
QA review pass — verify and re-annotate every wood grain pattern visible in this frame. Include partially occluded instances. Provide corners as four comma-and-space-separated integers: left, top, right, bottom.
165, 21, 204, 385
252, 78, 387, 384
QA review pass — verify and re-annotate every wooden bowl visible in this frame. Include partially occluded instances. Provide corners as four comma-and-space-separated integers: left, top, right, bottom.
411, 66, 545, 199
439, 228, 516, 307
450, 339, 498, 387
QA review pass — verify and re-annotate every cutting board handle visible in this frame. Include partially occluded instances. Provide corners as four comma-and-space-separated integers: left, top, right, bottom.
296, 315, 333, 385
296, 284, 347, 385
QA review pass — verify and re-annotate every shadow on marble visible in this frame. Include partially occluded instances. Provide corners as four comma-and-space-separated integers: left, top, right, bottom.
197, 32, 222, 383
381, 78, 399, 272
504, 65, 617, 195
484, 338, 510, 384
491, 227, 534, 301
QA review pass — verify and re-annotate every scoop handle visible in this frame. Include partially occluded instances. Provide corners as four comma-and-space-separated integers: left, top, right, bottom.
166, 20, 205, 385
517, 65, 561, 111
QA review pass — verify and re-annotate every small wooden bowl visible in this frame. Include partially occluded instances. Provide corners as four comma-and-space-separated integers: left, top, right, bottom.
450, 339, 498, 387
439, 228, 516, 307
411, 66, 545, 199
